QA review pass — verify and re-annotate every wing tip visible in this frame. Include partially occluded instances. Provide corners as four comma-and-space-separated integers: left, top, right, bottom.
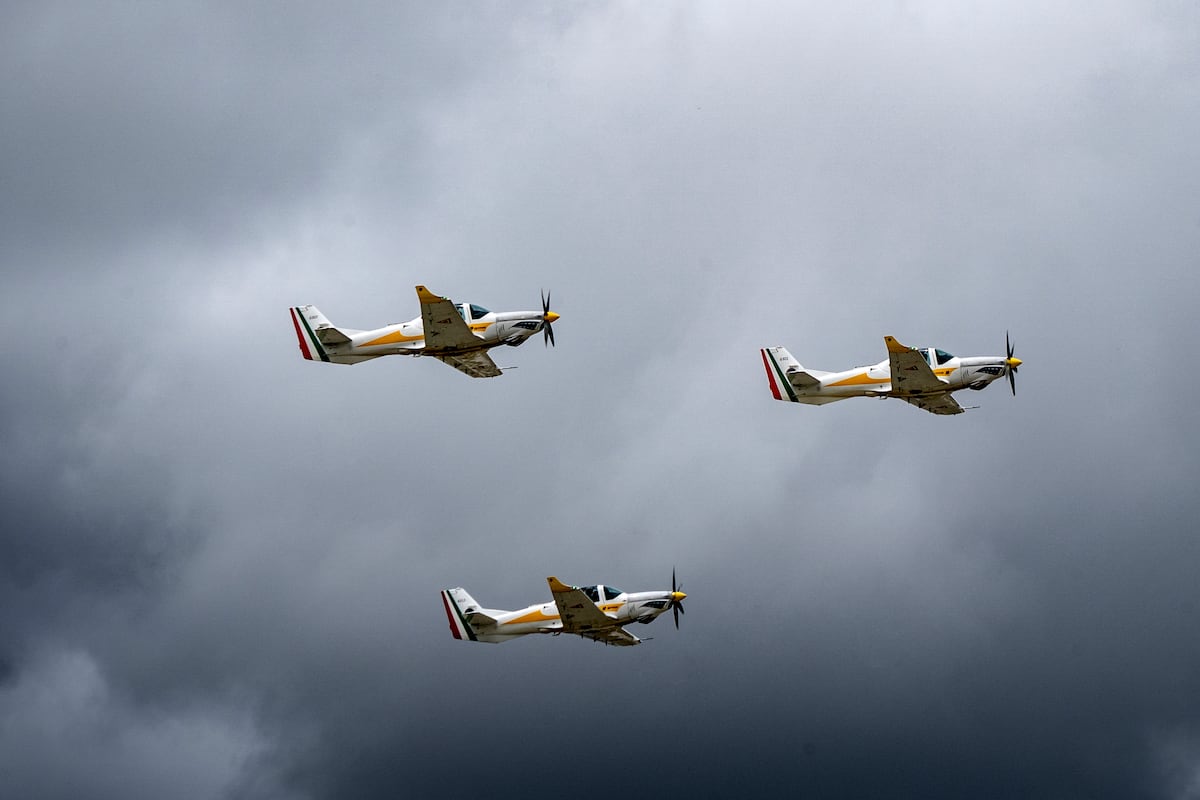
415, 285, 444, 303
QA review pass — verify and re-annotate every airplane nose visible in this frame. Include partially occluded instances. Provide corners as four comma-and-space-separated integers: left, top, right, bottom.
1006, 357, 1022, 369
545, 311, 560, 323
671, 591, 687, 602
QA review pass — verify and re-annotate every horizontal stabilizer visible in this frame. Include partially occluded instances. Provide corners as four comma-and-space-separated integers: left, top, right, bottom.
466, 610, 498, 628
787, 369, 821, 389
316, 326, 352, 345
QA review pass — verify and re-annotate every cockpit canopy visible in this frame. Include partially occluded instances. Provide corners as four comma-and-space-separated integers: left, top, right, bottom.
579, 585, 624, 602
456, 303, 491, 321
922, 348, 955, 365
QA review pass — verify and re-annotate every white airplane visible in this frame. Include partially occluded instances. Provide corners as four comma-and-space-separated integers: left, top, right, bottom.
440, 574, 687, 647
761, 334, 1022, 415
289, 286, 560, 378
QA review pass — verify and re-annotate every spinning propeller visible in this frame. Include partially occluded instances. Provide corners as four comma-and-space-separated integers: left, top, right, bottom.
670, 568, 687, 629
1005, 331, 1022, 396
541, 290, 559, 347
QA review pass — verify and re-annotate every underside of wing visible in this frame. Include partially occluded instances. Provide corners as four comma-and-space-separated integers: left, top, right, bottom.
434, 351, 502, 378
546, 577, 630, 644
576, 626, 641, 647
416, 285, 481, 351
327, 354, 385, 365
901, 393, 964, 415
885, 336, 947, 394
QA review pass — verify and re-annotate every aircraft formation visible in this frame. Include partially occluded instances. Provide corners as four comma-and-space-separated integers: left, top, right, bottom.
290, 285, 1024, 645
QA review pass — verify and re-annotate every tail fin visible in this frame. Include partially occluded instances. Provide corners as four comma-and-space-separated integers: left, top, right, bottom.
290, 305, 331, 362
290, 305, 355, 362
441, 588, 503, 642
762, 347, 801, 401
761, 346, 825, 402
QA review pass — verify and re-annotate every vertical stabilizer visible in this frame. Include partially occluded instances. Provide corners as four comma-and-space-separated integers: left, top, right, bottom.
761, 347, 802, 402
441, 588, 499, 642
290, 305, 331, 362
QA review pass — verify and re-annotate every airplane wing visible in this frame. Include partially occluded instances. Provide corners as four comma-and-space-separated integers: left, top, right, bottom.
885, 336, 946, 392
547, 576, 641, 647
885, 337, 964, 415
433, 351, 503, 379
416, 285, 481, 352
900, 393, 964, 415
575, 626, 642, 647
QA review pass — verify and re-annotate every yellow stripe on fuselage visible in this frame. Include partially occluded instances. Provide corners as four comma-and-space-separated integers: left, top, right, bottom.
828, 372, 882, 387
360, 322, 493, 348
828, 367, 955, 387
501, 602, 623, 627
361, 330, 425, 347
504, 609, 558, 625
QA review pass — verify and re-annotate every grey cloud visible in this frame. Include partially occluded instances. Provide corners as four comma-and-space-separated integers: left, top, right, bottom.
0, 2, 524, 267
3, 2, 1200, 799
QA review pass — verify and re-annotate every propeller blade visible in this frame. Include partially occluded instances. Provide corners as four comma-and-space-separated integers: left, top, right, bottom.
1005, 331, 1017, 396
541, 289, 556, 347
670, 567, 685, 629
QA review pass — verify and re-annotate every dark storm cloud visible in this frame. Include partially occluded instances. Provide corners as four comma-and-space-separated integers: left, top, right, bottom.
3, 2, 1200, 799
0, 1, 513, 266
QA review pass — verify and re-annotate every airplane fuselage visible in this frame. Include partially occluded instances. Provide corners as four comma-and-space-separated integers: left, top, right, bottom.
290, 289, 560, 374
762, 341, 1020, 413
328, 309, 547, 359
448, 590, 680, 644
807, 354, 1012, 402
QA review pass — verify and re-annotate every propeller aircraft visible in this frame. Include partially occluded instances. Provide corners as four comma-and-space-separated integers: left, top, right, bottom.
289, 286, 560, 378
761, 334, 1022, 415
440, 573, 687, 647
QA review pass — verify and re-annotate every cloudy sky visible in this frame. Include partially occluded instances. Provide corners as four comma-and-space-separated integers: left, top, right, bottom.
3, 2, 1200, 797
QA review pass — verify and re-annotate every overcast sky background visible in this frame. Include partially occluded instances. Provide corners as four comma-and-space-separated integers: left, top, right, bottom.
3, 2, 1200, 798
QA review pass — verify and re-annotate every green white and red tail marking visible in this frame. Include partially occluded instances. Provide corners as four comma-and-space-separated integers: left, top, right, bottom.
761, 347, 799, 402
290, 306, 329, 362
440, 589, 477, 641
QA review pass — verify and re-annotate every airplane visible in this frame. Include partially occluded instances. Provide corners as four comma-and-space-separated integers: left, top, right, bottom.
288, 286, 560, 378
761, 334, 1022, 415
440, 573, 687, 647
